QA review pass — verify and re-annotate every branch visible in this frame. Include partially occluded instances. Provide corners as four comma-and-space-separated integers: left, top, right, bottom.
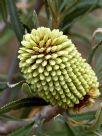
0, 106, 64, 135
41, 106, 64, 122
0, 120, 31, 135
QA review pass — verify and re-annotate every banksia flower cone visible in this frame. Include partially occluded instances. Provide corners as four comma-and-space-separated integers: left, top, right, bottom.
18, 27, 100, 110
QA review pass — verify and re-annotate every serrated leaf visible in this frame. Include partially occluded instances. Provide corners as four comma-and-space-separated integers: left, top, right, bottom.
6, 0, 24, 42
0, 97, 49, 114
8, 122, 34, 136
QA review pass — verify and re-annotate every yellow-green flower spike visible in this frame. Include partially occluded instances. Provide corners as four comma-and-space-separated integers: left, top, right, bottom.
18, 27, 100, 110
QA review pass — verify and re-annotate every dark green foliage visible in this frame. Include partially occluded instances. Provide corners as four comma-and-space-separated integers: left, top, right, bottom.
35, 115, 97, 136
6, 0, 24, 43
44, 0, 102, 33
69, 111, 96, 121
87, 41, 102, 65
0, 0, 8, 22
0, 97, 49, 114
59, 0, 102, 33
0, 114, 18, 121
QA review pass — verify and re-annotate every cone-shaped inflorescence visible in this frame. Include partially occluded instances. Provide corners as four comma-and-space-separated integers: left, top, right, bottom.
18, 27, 100, 110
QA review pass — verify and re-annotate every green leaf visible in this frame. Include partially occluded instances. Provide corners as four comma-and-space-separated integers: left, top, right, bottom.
59, 0, 102, 33
94, 46, 102, 80
86, 103, 102, 131
44, 0, 102, 31
20, 9, 39, 32
87, 27, 102, 65
69, 126, 96, 136
0, 114, 18, 121
87, 45, 99, 65
6, 0, 24, 42
0, 97, 49, 114
8, 122, 34, 136
20, 11, 35, 32
64, 113, 97, 136
46, 0, 60, 28
21, 83, 32, 96
65, 124, 76, 136
0, 25, 14, 46
69, 111, 96, 121
44, 0, 51, 27
0, 0, 7, 22
33, 10, 39, 29
36, 116, 74, 136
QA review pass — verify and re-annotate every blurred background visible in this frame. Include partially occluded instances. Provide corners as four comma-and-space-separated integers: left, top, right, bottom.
1, 0, 102, 135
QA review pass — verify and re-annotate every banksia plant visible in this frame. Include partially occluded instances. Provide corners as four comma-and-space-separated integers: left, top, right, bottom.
2, 0, 102, 135
18, 27, 100, 110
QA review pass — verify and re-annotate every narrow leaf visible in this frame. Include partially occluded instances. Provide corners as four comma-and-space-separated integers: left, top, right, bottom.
59, 0, 102, 33
8, 122, 34, 136
33, 10, 39, 28
86, 103, 102, 131
0, 114, 18, 121
0, 0, 8, 22
65, 124, 76, 136
87, 44, 100, 65
6, 0, 24, 42
36, 115, 75, 136
87, 28, 102, 64
44, 0, 51, 27
21, 83, 32, 96
0, 97, 49, 114
69, 111, 96, 121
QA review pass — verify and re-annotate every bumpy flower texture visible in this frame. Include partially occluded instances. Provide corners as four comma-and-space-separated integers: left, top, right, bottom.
18, 27, 100, 110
